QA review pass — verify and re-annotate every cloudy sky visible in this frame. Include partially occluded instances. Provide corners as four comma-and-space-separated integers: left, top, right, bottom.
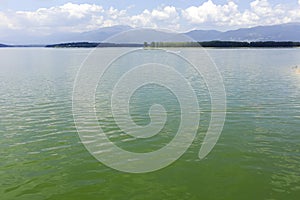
0, 0, 300, 35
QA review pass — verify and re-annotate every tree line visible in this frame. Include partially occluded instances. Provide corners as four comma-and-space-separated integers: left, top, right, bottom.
46, 42, 143, 48
44, 41, 300, 48
144, 41, 300, 48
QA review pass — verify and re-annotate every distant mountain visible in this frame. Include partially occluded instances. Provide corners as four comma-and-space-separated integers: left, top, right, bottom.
104, 29, 193, 43
0, 43, 11, 47
185, 30, 222, 41
0, 25, 133, 45
1, 23, 300, 45
77, 23, 300, 44
49, 25, 133, 43
185, 23, 300, 41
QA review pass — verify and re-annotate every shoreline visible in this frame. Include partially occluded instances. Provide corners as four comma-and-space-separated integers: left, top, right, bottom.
1, 41, 300, 49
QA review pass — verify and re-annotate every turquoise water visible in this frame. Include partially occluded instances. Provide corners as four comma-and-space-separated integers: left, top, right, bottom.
1, 48, 300, 199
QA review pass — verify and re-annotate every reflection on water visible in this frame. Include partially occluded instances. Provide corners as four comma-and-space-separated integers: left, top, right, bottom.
0, 48, 300, 199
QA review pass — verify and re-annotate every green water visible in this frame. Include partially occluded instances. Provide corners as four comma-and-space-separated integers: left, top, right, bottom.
1, 48, 300, 199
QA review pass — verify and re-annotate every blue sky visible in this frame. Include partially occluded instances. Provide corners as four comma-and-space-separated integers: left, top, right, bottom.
1, 0, 294, 12
0, 0, 300, 35
0, 0, 240, 11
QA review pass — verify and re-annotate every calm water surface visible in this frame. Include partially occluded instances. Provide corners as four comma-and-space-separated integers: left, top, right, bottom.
0, 48, 300, 199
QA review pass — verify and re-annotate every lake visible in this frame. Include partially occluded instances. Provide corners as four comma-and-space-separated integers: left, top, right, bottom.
1, 48, 300, 199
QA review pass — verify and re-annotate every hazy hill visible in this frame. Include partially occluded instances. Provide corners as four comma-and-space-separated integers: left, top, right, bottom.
185, 23, 300, 41
0, 25, 132, 45
0, 43, 11, 47
1, 23, 300, 45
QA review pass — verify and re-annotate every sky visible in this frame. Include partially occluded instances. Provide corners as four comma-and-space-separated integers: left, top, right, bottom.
0, 0, 300, 35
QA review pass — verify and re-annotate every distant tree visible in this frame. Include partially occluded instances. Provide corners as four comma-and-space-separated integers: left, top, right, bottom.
143, 42, 148, 47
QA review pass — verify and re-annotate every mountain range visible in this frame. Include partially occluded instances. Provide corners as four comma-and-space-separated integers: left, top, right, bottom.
1, 23, 300, 45
186, 23, 300, 42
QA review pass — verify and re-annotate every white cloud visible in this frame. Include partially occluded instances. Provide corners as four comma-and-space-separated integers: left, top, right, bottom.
0, 12, 12, 29
182, 0, 239, 24
248, 0, 293, 25
182, 0, 300, 29
107, 7, 126, 20
130, 9, 155, 27
6, 3, 105, 33
151, 6, 178, 20
0, 1, 300, 35
250, 0, 272, 16
0, 3, 180, 33
128, 6, 179, 30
